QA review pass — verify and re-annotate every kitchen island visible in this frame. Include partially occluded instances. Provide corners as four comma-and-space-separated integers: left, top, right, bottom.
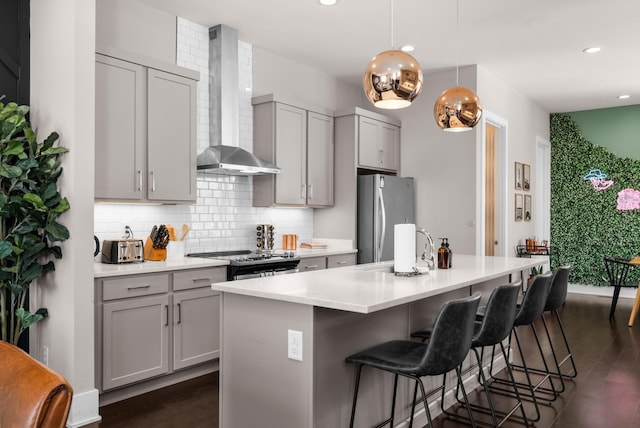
211, 255, 542, 427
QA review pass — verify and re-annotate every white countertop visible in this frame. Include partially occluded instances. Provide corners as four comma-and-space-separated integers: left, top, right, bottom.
210, 255, 542, 314
94, 257, 229, 278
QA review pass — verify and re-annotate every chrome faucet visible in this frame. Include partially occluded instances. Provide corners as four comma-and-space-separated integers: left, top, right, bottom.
416, 227, 435, 271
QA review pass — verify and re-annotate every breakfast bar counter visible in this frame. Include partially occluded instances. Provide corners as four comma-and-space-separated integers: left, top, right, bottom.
211, 255, 541, 427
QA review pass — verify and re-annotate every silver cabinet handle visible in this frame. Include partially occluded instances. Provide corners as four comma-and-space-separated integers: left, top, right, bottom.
137, 170, 142, 191
127, 285, 151, 291
150, 171, 156, 192
337, 261, 347, 265
308, 184, 313, 200
177, 303, 181, 324
301, 184, 306, 200
192, 277, 212, 282
305, 265, 318, 269
165, 304, 169, 326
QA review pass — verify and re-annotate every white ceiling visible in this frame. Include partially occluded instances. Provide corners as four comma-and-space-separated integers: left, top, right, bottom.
138, 0, 640, 113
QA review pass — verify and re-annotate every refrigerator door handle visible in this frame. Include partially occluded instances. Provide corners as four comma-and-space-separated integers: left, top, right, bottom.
378, 186, 386, 262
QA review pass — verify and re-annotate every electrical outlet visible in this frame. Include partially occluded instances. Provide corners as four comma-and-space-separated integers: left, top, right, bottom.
42, 345, 49, 367
288, 329, 303, 361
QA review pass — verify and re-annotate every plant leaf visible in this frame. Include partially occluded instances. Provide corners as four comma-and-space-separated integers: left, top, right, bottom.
45, 221, 70, 241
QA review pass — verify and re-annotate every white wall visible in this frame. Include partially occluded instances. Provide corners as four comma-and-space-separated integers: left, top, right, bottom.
31, 0, 99, 426
477, 66, 550, 255
253, 47, 369, 112
398, 66, 479, 254
96, 0, 176, 63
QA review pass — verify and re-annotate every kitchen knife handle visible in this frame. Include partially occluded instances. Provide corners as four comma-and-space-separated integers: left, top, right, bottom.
150, 171, 156, 192
137, 170, 142, 191
177, 303, 181, 324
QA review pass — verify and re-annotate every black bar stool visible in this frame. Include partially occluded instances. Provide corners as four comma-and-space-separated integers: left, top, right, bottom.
510, 265, 577, 395
413, 281, 529, 427
345, 293, 481, 428
482, 272, 554, 422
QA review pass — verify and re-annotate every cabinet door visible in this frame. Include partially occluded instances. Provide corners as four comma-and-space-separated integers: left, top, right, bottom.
307, 112, 334, 206
95, 55, 146, 200
297, 256, 327, 272
275, 103, 307, 205
102, 294, 170, 390
173, 288, 221, 370
327, 253, 357, 269
380, 123, 399, 171
147, 68, 197, 202
358, 116, 382, 169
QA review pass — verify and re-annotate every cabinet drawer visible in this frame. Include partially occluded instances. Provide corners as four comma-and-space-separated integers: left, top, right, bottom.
327, 253, 357, 269
102, 274, 170, 301
173, 267, 227, 291
298, 256, 327, 272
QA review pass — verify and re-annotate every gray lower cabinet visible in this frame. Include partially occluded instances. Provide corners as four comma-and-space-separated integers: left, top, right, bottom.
96, 266, 225, 392
298, 253, 357, 272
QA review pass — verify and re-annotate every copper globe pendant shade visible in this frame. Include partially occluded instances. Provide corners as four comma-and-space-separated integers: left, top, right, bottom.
434, 86, 482, 132
434, 0, 482, 131
363, 0, 423, 109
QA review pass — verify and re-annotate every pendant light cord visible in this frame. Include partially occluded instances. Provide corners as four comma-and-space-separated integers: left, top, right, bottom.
390, 0, 395, 49
456, 0, 460, 85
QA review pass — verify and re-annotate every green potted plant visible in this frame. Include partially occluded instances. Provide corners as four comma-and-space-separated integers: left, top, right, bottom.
528, 265, 544, 286
0, 102, 70, 345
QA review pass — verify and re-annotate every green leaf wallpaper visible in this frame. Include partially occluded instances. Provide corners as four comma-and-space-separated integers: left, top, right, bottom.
551, 113, 640, 285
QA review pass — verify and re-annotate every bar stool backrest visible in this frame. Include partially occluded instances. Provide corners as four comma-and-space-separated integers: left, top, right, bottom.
472, 281, 522, 347
514, 272, 553, 327
545, 265, 572, 312
419, 292, 481, 376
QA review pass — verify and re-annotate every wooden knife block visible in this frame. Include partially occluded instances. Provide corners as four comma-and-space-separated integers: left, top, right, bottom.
144, 237, 167, 261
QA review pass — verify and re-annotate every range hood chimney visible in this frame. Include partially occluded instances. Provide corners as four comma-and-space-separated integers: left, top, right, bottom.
197, 24, 280, 175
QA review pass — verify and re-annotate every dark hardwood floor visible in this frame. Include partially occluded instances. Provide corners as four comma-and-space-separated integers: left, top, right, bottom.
90, 292, 640, 427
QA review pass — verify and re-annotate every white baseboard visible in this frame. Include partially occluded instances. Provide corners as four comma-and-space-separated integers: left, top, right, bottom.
66, 388, 101, 427
568, 283, 637, 299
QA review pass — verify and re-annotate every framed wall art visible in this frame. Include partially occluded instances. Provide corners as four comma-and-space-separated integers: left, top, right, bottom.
523, 163, 531, 191
515, 162, 523, 190
524, 195, 531, 221
515, 194, 523, 221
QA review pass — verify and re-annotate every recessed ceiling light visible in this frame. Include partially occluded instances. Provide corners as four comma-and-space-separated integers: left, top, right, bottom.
582, 46, 601, 54
618, 94, 631, 99
318, 0, 337, 5
401, 45, 415, 52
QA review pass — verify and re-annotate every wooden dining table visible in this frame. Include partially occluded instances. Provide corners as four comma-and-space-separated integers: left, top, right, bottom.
627, 256, 640, 326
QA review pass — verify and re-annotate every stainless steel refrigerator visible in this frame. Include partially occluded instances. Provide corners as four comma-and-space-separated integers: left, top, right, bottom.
357, 174, 415, 264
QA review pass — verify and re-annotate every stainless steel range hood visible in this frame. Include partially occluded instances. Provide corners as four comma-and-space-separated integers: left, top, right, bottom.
197, 145, 280, 175
197, 24, 279, 175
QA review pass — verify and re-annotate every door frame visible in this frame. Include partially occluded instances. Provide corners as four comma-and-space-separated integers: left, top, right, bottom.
535, 136, 551, 243
476, 110, 509, 256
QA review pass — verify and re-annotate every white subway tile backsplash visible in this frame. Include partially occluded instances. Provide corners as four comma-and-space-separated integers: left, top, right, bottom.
94, 18, 313, 254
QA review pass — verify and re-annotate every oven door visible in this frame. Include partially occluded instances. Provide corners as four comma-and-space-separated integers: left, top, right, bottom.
233, 267, 299, 281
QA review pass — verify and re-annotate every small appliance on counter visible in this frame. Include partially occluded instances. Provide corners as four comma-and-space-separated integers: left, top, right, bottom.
101, 239, 144, 264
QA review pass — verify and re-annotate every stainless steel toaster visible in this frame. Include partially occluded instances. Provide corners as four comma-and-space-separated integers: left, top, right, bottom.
101, 239, 144, 264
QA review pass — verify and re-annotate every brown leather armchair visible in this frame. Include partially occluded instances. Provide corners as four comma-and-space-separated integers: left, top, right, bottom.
0, 341, 73, 427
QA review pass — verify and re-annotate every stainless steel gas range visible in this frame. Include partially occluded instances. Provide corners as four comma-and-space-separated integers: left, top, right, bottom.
187, 250, 301, 281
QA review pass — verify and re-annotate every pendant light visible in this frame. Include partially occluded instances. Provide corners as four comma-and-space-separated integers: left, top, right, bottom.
434, 0, 482, 131
363, 0, 423, 109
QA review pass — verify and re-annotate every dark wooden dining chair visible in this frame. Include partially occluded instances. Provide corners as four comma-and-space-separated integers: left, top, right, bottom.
603, 255, 638, 319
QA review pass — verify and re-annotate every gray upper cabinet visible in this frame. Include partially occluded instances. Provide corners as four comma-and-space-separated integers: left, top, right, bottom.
95, 52, 198, 203
252, 95, 334, 208
357, 116, 400, 172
